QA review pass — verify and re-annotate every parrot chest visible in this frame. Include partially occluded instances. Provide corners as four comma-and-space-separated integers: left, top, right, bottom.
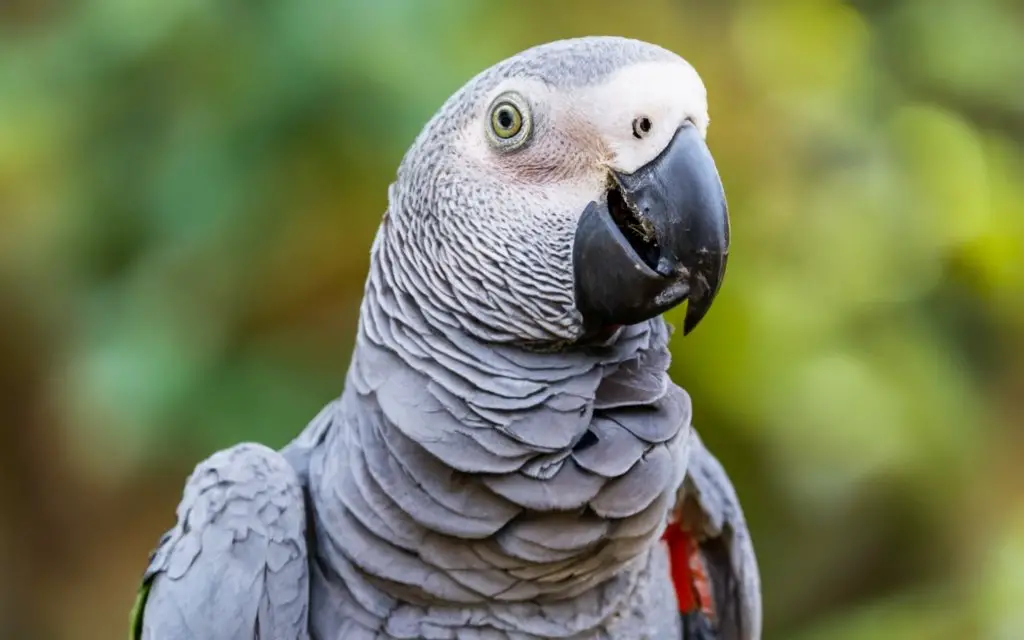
304, 538, 682, 639
301, 402, 687, 639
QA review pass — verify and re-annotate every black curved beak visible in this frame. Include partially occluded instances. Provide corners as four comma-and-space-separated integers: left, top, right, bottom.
573, 123, 730, 336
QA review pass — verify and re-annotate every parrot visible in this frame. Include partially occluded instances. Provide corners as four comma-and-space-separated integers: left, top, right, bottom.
129, 35, 762, 639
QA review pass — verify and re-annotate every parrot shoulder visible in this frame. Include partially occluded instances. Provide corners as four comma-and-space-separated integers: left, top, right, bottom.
130, 442, 311, 640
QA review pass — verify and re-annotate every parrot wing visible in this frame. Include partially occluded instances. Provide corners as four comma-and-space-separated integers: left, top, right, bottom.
665, 431, 762, 640
130, 443, 311, 640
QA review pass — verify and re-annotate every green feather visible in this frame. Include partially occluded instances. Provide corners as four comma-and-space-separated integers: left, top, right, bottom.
128, 577, 153, 640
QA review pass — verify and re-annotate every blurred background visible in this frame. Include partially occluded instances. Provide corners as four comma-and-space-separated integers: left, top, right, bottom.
0, 0, 1021, 638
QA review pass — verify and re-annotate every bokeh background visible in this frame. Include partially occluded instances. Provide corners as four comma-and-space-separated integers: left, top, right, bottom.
1, 0, 1022, 638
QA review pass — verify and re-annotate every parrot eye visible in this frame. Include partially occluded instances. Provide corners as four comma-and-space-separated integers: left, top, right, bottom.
632, 116, 653, 139
487, 92, 531, 149
493, 105, 520, 136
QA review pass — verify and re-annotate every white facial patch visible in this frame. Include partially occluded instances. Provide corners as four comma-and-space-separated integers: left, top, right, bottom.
576, 59, 709, 174
451, 56, 709, 209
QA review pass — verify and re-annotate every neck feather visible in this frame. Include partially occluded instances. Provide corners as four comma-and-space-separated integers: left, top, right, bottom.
306, 231, 693, 638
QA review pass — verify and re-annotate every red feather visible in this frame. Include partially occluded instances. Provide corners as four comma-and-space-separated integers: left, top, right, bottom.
661, 522, 716, 620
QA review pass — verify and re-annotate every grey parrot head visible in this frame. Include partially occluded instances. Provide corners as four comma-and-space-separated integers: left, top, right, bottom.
384, 36, 729, 347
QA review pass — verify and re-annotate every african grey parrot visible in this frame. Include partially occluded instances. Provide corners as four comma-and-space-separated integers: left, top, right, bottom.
130, 36, 762, 639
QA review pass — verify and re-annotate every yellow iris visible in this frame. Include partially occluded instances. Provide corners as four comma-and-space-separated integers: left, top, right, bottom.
491, 102, 523, 139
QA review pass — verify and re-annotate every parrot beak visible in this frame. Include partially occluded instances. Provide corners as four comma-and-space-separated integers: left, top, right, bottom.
573, 122, 730, 336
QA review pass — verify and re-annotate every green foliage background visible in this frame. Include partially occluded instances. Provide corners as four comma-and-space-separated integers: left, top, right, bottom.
0, 1, 1021, 638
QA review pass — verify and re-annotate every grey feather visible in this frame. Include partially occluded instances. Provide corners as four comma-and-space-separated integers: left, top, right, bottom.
589, 440, 685, 519
571, 415, 648, 477
137, 444, 309, 640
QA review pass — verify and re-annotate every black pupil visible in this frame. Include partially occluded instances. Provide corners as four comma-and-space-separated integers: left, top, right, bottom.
639, 117, 651, 132
498, 108, 514, 129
